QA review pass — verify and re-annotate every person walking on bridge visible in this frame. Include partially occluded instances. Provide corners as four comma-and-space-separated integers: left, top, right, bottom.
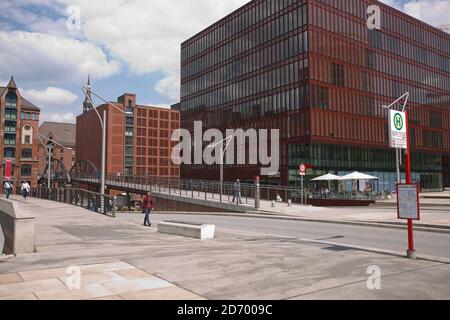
3, 180, 13, 199
21, 181, 30, 199
232, 179, 243, 205
142, 192, 154, 227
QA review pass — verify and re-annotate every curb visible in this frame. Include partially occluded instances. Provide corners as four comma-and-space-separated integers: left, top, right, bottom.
299, 238, 450, 265
126, 211, 450, 234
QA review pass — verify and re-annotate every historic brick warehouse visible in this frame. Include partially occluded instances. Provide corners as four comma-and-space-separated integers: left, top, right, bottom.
180, 0, 450, 192
0, 76, 41, 190
38, 121, 76, 178
76, 79, 180, 181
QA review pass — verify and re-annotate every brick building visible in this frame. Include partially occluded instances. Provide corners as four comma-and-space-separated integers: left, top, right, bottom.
76, 86, 180, 179
0, 76, 41, 189
38, 122, 76, 175
180, 0, 450, 191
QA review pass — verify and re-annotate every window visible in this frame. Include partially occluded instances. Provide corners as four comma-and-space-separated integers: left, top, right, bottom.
22, 125, 33, 144
21, 149, 32, 159
21, 165, 32, 177
332, 63, 345, 86
6, 92, 17, 108
4, 148, 15, 158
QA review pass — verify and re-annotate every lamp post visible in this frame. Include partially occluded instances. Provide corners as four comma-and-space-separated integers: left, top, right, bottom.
38, 134, 71, 193
82, 86, 126, 195
206, 135, 233, 202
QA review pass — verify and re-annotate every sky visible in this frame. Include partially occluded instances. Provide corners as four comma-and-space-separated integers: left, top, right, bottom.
0, 0, 448, 124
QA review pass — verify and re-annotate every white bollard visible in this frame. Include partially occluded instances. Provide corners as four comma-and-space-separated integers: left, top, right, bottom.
272, 200, 276, 207
288, 199, 292, 206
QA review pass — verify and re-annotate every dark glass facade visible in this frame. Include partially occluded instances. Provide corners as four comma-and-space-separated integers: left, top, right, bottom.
180, 0, 450, 191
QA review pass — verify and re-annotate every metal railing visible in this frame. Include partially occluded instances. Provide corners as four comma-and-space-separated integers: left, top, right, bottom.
30, 187, 116, 217
71, 173, 380, 207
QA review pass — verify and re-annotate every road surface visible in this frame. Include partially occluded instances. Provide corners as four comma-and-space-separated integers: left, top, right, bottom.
150, 213, 450, 259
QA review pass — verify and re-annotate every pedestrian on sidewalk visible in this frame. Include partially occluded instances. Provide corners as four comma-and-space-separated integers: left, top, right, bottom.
142, 192, 154, 227
232, 179, 243, 205
3, 180, 13, 199
21, 181, 30, 199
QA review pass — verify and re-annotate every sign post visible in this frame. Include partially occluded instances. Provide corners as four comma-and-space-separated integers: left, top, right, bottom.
299, 164, 306, 205
385, 93, 417, 259
404, 110, 416, 259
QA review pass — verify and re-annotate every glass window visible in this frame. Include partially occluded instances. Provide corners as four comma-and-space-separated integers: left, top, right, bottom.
21, 165, 32, 177
21, 148, 32, 159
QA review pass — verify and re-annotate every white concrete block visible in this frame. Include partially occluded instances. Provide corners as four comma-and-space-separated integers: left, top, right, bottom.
157, 221, 215, 240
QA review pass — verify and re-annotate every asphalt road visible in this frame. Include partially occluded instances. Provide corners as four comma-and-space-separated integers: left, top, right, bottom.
152, 213, 450, 259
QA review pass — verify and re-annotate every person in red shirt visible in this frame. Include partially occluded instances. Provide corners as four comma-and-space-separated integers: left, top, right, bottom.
142, 192, 154, 227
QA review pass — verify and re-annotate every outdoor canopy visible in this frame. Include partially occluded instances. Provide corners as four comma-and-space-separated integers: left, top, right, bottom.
340, 171, 379, 181
311, 173, 341, 181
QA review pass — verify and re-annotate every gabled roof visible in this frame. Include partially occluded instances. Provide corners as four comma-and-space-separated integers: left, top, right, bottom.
7, 76, 17, 89
21, 97, 40, 111
39, 122, 76, 147
0, 83, 40, 111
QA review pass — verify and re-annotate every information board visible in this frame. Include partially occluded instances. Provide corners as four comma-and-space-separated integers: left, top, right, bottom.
397, 184, 420, 220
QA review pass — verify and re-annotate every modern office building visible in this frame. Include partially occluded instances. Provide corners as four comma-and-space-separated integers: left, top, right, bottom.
76, 85, 180, 179
38, 122, 76, 175
180, 0, 450, 191
0, 76, 41, 189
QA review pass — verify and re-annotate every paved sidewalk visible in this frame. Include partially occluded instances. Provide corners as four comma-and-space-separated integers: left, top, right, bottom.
0, 261, 203, 300
1, 197, 449, 299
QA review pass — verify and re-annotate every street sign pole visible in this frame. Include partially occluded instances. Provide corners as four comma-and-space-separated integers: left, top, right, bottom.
301, 175, 304, 205
404, 111, 415, 259
298, 164, 306, 205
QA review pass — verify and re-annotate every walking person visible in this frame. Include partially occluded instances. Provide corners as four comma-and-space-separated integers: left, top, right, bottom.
142, 192, 154, 227
21, 181, 30, 199
3, 180, 12, 199
232, 179, 243, 205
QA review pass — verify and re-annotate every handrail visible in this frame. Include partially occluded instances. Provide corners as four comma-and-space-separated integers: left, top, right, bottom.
30, 187, 116, 217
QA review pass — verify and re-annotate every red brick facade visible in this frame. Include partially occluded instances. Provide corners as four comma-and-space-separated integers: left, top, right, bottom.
76, 93, 180, 179
0, 77, 40, 189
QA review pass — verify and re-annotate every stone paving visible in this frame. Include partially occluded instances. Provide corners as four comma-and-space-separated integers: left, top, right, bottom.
1, 196, 449, 300
0, 261, 203, 300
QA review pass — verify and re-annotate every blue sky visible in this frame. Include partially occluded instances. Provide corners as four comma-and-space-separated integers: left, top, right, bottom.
0, 0, 448, 123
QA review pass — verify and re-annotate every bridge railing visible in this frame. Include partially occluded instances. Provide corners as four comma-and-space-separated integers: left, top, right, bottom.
72, 173, 309, 206
102, 174, 257, 206
30, 187, 116, 217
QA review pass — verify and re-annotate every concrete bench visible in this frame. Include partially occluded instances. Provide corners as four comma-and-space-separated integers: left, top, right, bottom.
0, 198, 35, 255
157, 220, 215, 240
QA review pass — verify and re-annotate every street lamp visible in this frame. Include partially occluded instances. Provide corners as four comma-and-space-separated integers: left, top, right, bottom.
206, 135, 233, 202
82, 85, 126, 195
38, 134, 71, 189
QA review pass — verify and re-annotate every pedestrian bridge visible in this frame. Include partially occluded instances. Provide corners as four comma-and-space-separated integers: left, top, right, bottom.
38, 159, 308, 214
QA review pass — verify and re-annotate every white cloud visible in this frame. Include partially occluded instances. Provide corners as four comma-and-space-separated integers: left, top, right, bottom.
40, 112, 76, 124
155, 73, 180, 102
22, 87, 78, 108
379, 0, 450, 29
403, 0, 450, 28
53, 0, 249, 101
0, 30, 120, 84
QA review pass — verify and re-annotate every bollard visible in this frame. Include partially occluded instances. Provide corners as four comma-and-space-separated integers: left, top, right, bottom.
272, 200, 276, 207
254, 176, 260, 210
288, 199, 292, 206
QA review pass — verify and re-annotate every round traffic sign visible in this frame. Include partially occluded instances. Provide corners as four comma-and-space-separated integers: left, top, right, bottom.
394, 113, 404, 130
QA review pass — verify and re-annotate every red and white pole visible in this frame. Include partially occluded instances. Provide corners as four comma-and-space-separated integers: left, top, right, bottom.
404, 111, 416, 258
